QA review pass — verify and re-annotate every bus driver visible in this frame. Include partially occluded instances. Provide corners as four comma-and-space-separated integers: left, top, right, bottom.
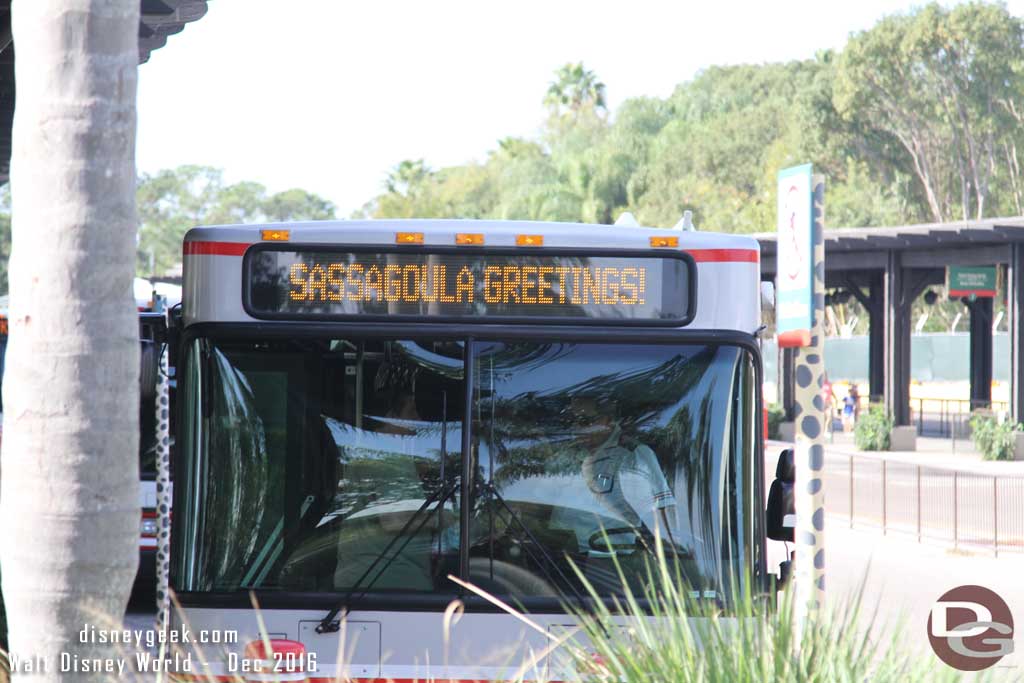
570, 396, 678, 545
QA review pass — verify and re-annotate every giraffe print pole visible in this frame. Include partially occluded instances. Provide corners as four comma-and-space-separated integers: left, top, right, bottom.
793, 176, 826, 615
154, 343, 172, 634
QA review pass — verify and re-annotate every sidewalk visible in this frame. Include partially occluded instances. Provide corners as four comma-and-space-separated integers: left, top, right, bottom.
822, 431, 1024, 474
768, 434, 1024, 475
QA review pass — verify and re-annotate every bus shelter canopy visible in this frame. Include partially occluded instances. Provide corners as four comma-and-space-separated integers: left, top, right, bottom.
757, 217, 1024, 428
0, 0, 209, 182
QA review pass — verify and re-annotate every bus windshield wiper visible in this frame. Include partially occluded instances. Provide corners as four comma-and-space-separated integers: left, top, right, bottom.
480, 481, 589, 605
315, 480, 458, 634
318, 391, 454, 634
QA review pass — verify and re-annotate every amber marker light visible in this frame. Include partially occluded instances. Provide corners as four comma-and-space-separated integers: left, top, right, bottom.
261, 229, 290, 241
649, 235, 679, 248
515, 234, 544, 246
456, 233, 485, 245
396, 232, 425, 244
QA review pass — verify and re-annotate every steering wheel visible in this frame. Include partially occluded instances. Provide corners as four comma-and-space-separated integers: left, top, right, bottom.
587, 527, 641, 553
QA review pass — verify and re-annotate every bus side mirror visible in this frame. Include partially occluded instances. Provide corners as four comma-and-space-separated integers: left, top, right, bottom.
772, 555, 793, 593
766, 448, 795, 542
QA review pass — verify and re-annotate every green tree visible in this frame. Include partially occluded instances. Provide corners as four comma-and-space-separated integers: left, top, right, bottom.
488, 138, 575, 221
263, 188, 336, 222
373, 159, 443, 218
362, 4, 1024, 233
835, 2, 1024, 221
205, 180, 266, 225
384, 158, 433, 195
136, 165, 229, 275
135, 165, 336, 276
826, 159, 910, 228
635, 62, 826, 231
544, 62, 607, 118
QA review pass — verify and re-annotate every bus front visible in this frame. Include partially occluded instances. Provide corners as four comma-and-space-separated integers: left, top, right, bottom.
171, 220, 766, 681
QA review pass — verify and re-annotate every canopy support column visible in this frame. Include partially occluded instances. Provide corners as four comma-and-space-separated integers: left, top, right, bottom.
1011, 245, 1024, 424
843, 274, 884, 402
884, 255, 932, 426
966, 298, 993, 410
884, 252, 911, 426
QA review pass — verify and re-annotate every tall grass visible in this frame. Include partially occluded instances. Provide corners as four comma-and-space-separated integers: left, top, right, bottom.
456, 541, 987, 683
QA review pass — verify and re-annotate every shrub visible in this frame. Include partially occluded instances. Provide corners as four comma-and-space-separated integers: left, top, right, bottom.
561, 583, 961, 682
970, 412, 1021, 461
767, 404, 785, 440
854, 405, 893, 451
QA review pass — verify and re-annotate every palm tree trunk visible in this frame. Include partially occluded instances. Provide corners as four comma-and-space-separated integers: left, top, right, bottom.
0, 1, 140, 681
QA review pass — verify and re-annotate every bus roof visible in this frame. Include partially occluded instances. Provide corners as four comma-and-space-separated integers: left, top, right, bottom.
182, 219, 761, 333
184, 219, 759, 253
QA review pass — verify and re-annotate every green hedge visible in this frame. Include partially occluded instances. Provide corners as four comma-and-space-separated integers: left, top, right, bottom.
970, 412, 1021, 461
854, 405, 893, 451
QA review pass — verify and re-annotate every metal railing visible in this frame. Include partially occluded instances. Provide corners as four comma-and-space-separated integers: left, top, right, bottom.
909, 397, 1010, 439
824, 451, 1024, 555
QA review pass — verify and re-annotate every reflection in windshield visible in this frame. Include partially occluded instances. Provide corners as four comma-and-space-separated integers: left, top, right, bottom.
172, 337, 757, 605
176, 342, 274, 591
174, 338, 464, 593
471, 343, 750, 599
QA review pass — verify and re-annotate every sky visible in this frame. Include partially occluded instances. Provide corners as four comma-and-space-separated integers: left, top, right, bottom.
136, 0, 1024, 217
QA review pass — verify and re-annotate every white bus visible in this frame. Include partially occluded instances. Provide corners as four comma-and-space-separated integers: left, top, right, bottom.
168, 219, 780, 681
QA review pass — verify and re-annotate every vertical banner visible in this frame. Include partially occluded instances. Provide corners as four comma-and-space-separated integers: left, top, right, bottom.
793, 175, 826, 619
777, 164, 814, 348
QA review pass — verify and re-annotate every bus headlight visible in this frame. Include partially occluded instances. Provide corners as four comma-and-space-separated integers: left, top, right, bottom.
141, 515, 158, 538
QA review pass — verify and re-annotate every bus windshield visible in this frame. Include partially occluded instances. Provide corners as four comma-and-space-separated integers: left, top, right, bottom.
172, 336, 760, 605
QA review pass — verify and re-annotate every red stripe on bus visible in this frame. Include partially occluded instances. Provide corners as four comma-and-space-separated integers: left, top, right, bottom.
170, 675, 562, 682
337, 679, 556, 683
327, 679, 536, 683
183, 241, 251, 256
180, 242, 757, 263
686, 248, 759, 263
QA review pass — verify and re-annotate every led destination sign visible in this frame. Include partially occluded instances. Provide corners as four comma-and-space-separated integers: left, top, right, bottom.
246, 248, 692, 323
